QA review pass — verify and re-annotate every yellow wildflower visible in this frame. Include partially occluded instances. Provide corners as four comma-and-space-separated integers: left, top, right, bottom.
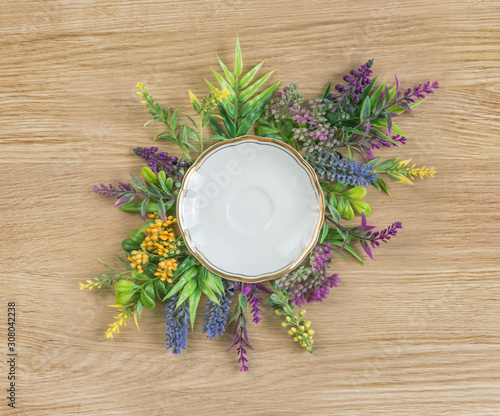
105, 308, 130, 339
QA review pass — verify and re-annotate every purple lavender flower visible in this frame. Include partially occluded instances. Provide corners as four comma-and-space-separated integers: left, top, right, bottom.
248, 284, 269, 324
228, 309, 252, 372
326, 59, 374, 112
385, 79, 439, 114
164, 294, 190, 354
309, 153, 377, 187
361, 134, 407, 159
93, 179, 173, 209
134, 147, 188, 180
358, 213, 403, 259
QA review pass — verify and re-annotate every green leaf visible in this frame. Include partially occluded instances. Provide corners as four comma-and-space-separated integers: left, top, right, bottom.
360, 96, 371, 121
157, 171, 173, 196
140, 198, 149, 222
210, 67, 235, 99
369, 79, 386, 109
240, 81, 281, 118
183, 112, 199, 130
327, 202, 341, 222
217, 56, 235, 86
387, 99, 424, 114
356, 77, 377, 105
140, 286, 156, 309
130, 173, 149, 193
155, 280, 167, 297
239, 60, 265, 89
323, 80, 332, 98
157, 199, 166, 222
239, 69, 276, 103
204, 272, 223, 296
376, 158, 398, 171
319, 221, 329, 243
239, 293, 248, 312
188, 288, 202, 330
207, 271, 225, 294
388, 85, 397, 102
367, 156, 382, 167
326, 239, 366, 265
199, 279, 219, 304
377, 177, 390, 195
206, 134, 226, 143
209, 118, 228, 138
176, 278, 197, 308
141, 167, 157, 184
170, 108, 179, 130
172, 255, 198, 281
390, 123, 406, 137
234, 37, 243, 78
216, 101, 237, 137
119, 201, 159, 213
184, 125, 200, 143
348, 146, 354, 161
237, 82, 281, 136
370, 127, 398, 145
205, 78, 218, 94
228, 303, 240, 324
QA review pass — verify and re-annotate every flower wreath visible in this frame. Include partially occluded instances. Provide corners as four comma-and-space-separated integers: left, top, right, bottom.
81, 39, 437, 371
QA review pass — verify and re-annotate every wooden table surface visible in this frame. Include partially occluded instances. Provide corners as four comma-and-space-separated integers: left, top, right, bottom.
2, 1, 500, 415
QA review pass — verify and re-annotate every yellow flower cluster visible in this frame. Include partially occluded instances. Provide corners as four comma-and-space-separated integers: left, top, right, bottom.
211, 88, 230, 103
141, 217, 177, 255
128, 251, 149, 274
406, 164, 436, 179
279, 309, 314, 352
105, 308, 130, 339
396, 160, 436, 185
126, 215, 179, 282
155, 258, 178, 282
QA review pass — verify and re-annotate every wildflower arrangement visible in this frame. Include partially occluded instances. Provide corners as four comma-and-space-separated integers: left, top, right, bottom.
80, 39, 437, 371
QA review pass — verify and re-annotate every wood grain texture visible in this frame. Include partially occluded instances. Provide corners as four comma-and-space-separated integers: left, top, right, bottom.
1, 0, 500, 415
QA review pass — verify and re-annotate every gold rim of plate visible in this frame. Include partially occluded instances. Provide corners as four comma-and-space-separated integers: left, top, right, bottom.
176, 135, 325, 283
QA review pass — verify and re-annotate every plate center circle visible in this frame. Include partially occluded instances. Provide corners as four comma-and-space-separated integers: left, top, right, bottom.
227, 186, 274, 235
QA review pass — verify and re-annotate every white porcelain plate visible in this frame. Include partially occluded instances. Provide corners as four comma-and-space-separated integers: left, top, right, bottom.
177, 136, 324, 282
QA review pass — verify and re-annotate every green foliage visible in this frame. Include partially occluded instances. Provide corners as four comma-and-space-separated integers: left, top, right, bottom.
206, 38, 280, 137
136, 83, 194, 161
321, 181, 371, 221
163, 260, 227, 330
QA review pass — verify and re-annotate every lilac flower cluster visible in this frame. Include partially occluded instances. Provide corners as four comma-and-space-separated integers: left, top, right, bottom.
326, 59, 374, 113
292, 99, 338, 153
264, 83, 303, 122
309, 153, 377, 187
310, 243, 334, 274
300, 273, 341, 305
202, 291, 232, 340
275, 244, 340, 307
134, 147, 188, 180
164, 295, 190, 355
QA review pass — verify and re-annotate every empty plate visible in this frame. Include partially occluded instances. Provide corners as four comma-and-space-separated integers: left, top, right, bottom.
176, 136, 324, 282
